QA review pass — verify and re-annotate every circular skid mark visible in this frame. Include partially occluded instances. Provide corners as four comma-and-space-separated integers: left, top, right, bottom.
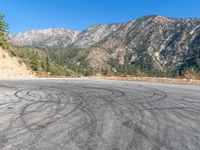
128, 85, 168, 104
15, 90, 47, 101
16, 88, 82, 128
13, 86, 101, 149
20, 101, 79, 131
67, 108, 98, 150
0, 81, 200, 150
81, 86, 125, 98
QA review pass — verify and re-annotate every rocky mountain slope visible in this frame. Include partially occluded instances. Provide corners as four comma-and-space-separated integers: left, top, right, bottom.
8, 15, 200, 76
0, 47, 35, 78
8, 21, 135, 48
85, 15, 200, 71
8, 28, 80, 47
72, 21, 135, 47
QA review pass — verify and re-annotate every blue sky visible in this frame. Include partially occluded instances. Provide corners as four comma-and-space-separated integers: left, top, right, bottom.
0, 0, 200, 33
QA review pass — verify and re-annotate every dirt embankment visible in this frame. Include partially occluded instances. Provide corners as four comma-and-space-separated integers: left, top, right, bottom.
0, 47, 36, 79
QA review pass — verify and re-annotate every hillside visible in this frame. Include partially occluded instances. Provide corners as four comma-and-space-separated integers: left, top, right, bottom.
0, 47, 35, 78
86, 16, 200, 71
8, 15, 200, 77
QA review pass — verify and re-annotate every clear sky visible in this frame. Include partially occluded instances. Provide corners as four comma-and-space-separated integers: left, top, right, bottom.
0, 0, 200, 33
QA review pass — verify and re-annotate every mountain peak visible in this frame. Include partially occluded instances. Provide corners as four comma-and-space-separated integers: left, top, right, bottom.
153, 15, 174, 23
138, 15, 173, 24
8, 28, 80, 47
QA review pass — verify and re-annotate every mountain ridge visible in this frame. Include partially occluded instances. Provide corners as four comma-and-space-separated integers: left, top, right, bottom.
8, 28, 80, 47
8, 15, 200, 77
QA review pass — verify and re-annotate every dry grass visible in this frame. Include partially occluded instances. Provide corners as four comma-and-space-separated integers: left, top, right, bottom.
90, 76, 200, 86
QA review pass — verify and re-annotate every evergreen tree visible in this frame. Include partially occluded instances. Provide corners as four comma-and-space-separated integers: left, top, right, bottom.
0, 13, 8, 46
30, 54, 38, 71
44, 56, 50, 72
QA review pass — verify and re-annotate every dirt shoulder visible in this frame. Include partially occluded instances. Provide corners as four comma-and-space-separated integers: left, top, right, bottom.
90, 76, 200, 86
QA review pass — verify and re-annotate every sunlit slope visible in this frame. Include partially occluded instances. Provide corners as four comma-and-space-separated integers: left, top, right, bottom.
0, 47, 35, 78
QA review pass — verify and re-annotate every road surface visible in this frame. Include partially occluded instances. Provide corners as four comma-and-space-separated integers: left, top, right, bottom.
0, 79, 200, 150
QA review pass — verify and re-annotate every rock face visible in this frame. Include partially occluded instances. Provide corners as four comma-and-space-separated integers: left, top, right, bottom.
84, 15, 200, 71
72, 22, 134, 47
8, 15, 200, 72
8, 28, 80, 47
8, 21, 135, 48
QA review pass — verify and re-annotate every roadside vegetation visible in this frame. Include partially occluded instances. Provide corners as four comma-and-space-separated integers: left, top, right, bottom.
0, 13, 68, 76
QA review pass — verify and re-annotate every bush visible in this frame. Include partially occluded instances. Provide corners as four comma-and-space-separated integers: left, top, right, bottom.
183, 68, 197, 79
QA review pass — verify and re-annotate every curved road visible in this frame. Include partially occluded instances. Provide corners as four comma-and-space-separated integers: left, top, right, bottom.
0, 79, 200, 150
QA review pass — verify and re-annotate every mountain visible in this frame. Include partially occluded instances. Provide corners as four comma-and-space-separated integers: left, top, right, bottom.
8, 15, 200, 77
84, 16, 200, 71
8, 28, 80, 47
72, 21, 135, 47
8, 21, 135, 48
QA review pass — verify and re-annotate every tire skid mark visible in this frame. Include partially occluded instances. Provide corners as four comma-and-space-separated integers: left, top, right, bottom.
1, 81, 200, 150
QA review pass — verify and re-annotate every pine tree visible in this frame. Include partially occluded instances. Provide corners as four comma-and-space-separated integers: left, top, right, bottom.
30, 55, 38, 71
0, 13, 8, 46
45, 56, 50, 72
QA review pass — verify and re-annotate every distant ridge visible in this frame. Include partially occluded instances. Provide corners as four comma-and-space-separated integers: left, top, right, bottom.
8, 15, 200, 76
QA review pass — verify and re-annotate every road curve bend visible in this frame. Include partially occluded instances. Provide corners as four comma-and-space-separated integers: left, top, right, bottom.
0, 79, 200, 150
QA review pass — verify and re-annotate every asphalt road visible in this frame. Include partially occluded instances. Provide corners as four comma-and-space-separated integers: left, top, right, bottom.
0, 79, 200, 150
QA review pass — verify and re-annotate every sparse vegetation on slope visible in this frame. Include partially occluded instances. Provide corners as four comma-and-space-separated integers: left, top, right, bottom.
0, 13, 71, 77
6, 45, 67, 76
6, 14, 200, 78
